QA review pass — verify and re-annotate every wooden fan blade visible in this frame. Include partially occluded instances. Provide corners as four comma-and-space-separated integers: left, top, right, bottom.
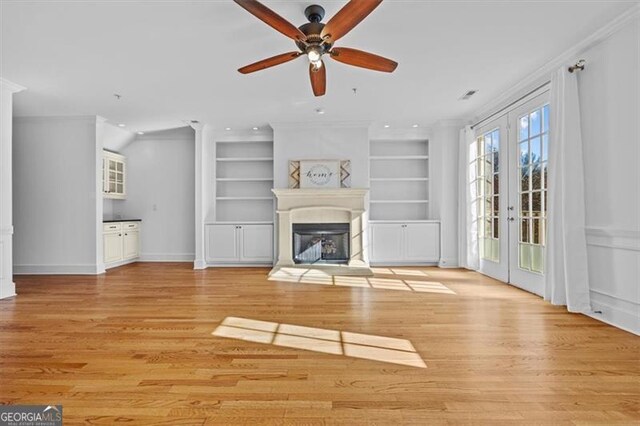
321, 0, 383, 43
330, 47, 398, 73
234, 0, 306, 42
238, 52, 301, 74
309, 62, 326, 97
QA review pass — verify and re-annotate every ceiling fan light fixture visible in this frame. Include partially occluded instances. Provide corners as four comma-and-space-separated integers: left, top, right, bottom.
307, 46, 323, 63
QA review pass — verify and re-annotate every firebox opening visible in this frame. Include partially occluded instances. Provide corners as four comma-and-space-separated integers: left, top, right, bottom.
292, 223, 350, 265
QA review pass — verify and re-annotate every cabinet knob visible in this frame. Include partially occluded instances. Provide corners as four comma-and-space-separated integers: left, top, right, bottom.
118, 233, 122, 236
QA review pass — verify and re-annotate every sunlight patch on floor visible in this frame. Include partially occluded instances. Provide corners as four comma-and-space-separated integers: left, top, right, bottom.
268, 268, 455, 294
371, 268, 430, 277
212, 317, 427, 368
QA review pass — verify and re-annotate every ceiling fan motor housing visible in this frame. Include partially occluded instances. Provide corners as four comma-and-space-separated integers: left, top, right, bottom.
304, 5, 325, 23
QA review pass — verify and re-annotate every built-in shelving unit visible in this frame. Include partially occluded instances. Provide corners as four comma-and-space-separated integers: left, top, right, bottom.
369, 139, 430, 221
215, 140, 274, 223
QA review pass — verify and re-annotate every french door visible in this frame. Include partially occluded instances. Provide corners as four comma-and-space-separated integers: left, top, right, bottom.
473, 92, 549, 295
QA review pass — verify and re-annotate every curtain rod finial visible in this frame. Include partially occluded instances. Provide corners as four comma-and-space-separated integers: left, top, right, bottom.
568, 59, 586, 73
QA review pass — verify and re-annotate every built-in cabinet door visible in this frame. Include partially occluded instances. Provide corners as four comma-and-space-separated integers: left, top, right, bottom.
240, 225, 273, 262
103, 152, 126, 199
370, 224, 404, 262
206, 225, 239, 263
123, 230, 139, 260
405, 223, 440, 262
104, 232, 123, 264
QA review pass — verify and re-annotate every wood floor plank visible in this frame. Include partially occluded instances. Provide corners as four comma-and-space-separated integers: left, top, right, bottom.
0, 262, 637, 424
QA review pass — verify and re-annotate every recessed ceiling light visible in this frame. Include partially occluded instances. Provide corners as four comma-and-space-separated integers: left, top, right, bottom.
225, 127, 232, 131
137, 131, 144, 135
252, 127, 259, 131
118, 124, 125, 127
412, 124, 419, 128
384, 124, 390, 128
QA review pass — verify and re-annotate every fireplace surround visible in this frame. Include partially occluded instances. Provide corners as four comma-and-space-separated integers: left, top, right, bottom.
271, 188, 373, 276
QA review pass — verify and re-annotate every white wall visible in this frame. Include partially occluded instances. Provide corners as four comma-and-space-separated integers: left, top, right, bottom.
103, 123, 135, 152
114, 127, 195, 261
466, 9, 639, 333
13, 116, 103, 274
272, 122, 370, 189
430, 122, 461, 267
0, 79, 25, 297
578, 16, 639, 333
103, 123, 135, 219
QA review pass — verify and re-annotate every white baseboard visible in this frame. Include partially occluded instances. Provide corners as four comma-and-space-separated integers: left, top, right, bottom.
0, 281, 16, 299
205, 263, 274, 268
370, 261, 439, 267
193, 259, 207, 270
14, 264, 101, 275
588, 290, 639, 336
104, 258, 138, 270
438, 258, 459, 268
138, 253, 195, 262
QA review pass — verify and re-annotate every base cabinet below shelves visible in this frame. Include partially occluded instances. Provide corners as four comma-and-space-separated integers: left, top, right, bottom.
103, 222, 140, 269
370, 222, 440, 264
104, 232, 123, 264
206, 224, 273, 265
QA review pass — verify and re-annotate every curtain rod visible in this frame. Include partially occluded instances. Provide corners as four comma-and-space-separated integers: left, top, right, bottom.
471, 59, 586, 130
470, 80, 551, 130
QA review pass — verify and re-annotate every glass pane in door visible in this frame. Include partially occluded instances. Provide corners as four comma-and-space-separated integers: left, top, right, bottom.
473, 128, 500, 263
517, 104, 549, 273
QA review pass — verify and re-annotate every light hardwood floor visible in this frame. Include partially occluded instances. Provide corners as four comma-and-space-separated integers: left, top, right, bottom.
1, 263, 638, 425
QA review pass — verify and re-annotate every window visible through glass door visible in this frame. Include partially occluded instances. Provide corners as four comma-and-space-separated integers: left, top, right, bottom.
517, 104, 549, 274
473, 129, 500, 263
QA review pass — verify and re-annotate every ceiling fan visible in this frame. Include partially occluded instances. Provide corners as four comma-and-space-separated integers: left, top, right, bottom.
234, 0, 398, 97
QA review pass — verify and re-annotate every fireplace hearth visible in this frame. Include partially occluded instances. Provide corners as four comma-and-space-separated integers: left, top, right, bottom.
293, 223, 350, 264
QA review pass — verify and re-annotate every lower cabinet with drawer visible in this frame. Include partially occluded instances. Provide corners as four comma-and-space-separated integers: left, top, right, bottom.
103, 221, 141, 269
205, 223, 273, 265
369, 221, 441, 265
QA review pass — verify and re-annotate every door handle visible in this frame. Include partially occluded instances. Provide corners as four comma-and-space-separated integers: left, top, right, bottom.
508, 217, 515, 222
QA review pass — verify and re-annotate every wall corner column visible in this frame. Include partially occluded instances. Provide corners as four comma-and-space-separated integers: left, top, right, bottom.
0, 78, 26, 299
192, 122, 207, 270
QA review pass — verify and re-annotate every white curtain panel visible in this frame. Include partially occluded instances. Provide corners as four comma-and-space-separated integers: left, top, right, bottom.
545, 67, 592, 313
458, 125, 479, 270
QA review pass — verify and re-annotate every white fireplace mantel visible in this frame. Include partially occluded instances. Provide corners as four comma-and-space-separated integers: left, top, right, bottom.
271, 188, 372, 275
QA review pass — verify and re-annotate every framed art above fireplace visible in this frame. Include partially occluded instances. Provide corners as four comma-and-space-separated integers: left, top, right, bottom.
289, 160, 351, 189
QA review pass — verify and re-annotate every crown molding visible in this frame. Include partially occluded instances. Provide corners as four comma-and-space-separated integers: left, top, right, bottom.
369, 126, 431, 141
470, 3, 640, 124
13, 115, 101, 124
212, 128, 274, 142
0, 78, 26, 93
270, 120, 371, 130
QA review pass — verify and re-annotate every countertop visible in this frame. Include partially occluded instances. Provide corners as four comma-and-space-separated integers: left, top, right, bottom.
103, 219, 142, 223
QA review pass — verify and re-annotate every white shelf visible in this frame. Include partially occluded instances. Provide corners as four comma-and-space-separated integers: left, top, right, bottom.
369, 219, 441, 224
214, 138, 275, 223
369, 139, 430, 221
216, 177, 273, 182
370, 177, 429, 182
216, 157, 273, 162
206, 221, 274, 225
370, 156, 429, 160
370, 200, 429, 204
216, 197, 273, 201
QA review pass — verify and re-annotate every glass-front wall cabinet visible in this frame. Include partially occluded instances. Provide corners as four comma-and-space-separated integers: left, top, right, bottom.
103, 150, 126, 199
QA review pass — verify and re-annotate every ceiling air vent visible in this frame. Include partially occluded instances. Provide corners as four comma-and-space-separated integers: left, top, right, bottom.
460, 90, 478, 100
